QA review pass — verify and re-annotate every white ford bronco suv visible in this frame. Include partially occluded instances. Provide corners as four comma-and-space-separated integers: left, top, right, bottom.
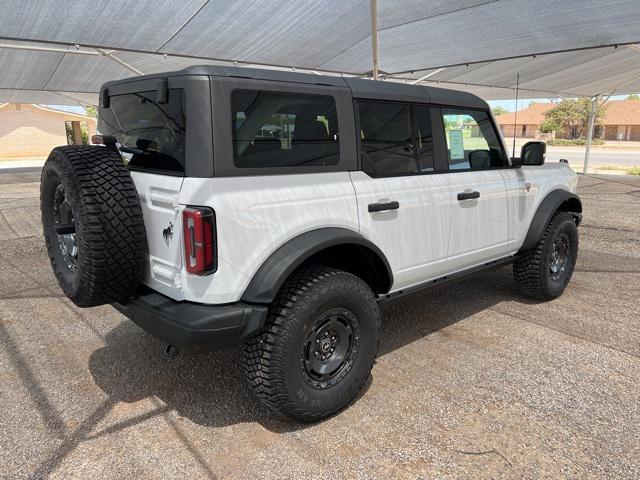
40, 66, 581, 422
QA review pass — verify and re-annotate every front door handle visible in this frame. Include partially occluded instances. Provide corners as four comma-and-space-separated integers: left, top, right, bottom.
368, 201, 400, 213
457, 191, 480, 201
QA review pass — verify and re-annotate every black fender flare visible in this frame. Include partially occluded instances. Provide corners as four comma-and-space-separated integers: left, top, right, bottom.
519, 189, 582, 252
240, 227, 393, 304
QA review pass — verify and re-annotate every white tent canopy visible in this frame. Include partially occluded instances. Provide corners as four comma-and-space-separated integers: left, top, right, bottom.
0, 0, 640, 104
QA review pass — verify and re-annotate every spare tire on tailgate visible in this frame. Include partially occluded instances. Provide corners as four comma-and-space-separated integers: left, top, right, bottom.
40, 145, 147, 307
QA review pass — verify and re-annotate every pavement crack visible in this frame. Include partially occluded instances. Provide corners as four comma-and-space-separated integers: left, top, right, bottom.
581, 224, 639, 234
455, 449, 513, 468
0, 209, 20, 238
589, 175, 640, 189
490, 307, 640, 361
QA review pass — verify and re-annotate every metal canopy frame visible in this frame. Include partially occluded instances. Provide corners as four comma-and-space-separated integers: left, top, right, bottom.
0, 40, 636, 174
0, 42, 144, 76
1, 0, 639, 174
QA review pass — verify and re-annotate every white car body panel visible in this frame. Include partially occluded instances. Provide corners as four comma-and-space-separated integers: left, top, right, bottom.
130, 171, 186, 300
515, 162, 578, 241
349, 170, 451, 289
133, 163, 577, 305
177, 172, 359, 304
444, 169, 520, 271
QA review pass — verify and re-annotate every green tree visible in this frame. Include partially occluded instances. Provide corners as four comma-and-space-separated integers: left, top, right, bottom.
540, 117, 561, 133
542, 98, 606, 139
491, 106, 509, 116
84, 105, 97, 117
627, 93, 640, 100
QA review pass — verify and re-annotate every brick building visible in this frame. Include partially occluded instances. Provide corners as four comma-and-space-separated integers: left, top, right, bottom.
495, 103, 555, 139
0, 103, 96, 158
495, 100, 640, 141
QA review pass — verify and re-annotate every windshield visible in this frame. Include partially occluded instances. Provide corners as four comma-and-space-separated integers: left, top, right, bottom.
98, 89, 186, 174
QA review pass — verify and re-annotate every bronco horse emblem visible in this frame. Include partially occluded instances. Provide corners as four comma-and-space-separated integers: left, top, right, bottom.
162, 222, 173, 244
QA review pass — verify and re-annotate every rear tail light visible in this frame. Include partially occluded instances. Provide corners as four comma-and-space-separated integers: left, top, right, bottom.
183, 206, 216, 275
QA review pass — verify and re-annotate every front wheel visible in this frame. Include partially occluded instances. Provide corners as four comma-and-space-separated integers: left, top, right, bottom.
514, 211, 579, 301
243, 265, 380, 422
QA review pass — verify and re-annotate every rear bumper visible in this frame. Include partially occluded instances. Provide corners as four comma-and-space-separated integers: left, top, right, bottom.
113, 291, 268, 353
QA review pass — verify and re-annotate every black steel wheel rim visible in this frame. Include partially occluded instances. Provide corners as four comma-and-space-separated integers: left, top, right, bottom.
549, 232, 570, 281
302, 308, 360, 389
53, 184, 78, 270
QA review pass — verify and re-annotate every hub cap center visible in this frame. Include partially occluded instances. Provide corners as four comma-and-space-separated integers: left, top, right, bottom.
549, 233, 570, 279
53, 184, 78, 270
302, 309, 360, 389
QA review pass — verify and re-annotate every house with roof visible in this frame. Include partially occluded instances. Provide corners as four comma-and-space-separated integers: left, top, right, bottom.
599, 100, 640, 141
495, 103, 555, 139
0, 103, 96, 159
495, 100, 640, 141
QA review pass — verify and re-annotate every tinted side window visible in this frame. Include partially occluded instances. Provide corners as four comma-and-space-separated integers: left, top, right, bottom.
231, 90, 339, 168
441, 109, 506, 170
358, 101, 434, 177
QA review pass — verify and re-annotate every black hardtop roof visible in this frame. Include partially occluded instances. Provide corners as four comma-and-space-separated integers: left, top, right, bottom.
102, 65, 488, 109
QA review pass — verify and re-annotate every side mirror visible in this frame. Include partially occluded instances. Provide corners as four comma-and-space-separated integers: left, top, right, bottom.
520, 141, 546, 166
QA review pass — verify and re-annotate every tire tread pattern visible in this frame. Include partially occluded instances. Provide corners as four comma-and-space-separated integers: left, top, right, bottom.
513, 211, 577, 301
41, 145, 147, 307
243, 264, 379, 423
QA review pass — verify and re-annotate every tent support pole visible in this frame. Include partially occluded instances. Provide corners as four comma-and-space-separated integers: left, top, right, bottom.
582, 96, 598, 175
370, 0, 379, 80
409, 68, 445, 85
0, 43, 98, 55
95, 48, 143, 76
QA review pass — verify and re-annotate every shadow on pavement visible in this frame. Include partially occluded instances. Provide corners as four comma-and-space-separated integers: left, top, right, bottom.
89, 322, 298, 433
88, 266, 524, 433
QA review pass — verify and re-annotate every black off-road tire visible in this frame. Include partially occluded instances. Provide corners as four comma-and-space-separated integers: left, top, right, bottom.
40, 145, 147, 307
243, 265, 380, 422
513, 212, 579, 301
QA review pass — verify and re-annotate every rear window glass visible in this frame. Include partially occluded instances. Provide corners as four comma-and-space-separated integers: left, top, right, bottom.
231, 90, 339, 168
98, 89, 186, 174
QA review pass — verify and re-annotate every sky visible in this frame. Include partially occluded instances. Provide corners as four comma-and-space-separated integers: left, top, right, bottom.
488, 94, 633, 112
44, 105, 87, 115
488, 98, 553, 111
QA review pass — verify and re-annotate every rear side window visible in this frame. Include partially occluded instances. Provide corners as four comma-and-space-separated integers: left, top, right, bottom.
98, 89, 186, 174
357, 101, 434, 177
441, 109, 507, 170
231, 90, 339, 168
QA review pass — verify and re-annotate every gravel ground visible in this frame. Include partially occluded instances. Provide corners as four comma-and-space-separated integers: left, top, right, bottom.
1, 170, 638, 479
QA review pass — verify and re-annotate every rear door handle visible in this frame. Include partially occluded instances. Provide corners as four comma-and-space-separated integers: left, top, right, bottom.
368, 201, 400, 213
457, 191, 480, 201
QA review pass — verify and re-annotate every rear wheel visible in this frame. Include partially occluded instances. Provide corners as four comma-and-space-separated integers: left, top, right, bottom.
243, 265, 380, 422
514, 212, 579, 300
41, 146, 147, 307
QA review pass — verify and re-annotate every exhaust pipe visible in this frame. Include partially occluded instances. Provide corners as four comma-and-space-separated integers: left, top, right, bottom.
165, 345, 180, 357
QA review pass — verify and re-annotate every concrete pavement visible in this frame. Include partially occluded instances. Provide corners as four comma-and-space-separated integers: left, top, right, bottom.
1, 171, 639, 479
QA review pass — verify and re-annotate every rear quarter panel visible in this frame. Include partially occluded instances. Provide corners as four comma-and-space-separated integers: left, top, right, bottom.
179, 172, 359, 303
